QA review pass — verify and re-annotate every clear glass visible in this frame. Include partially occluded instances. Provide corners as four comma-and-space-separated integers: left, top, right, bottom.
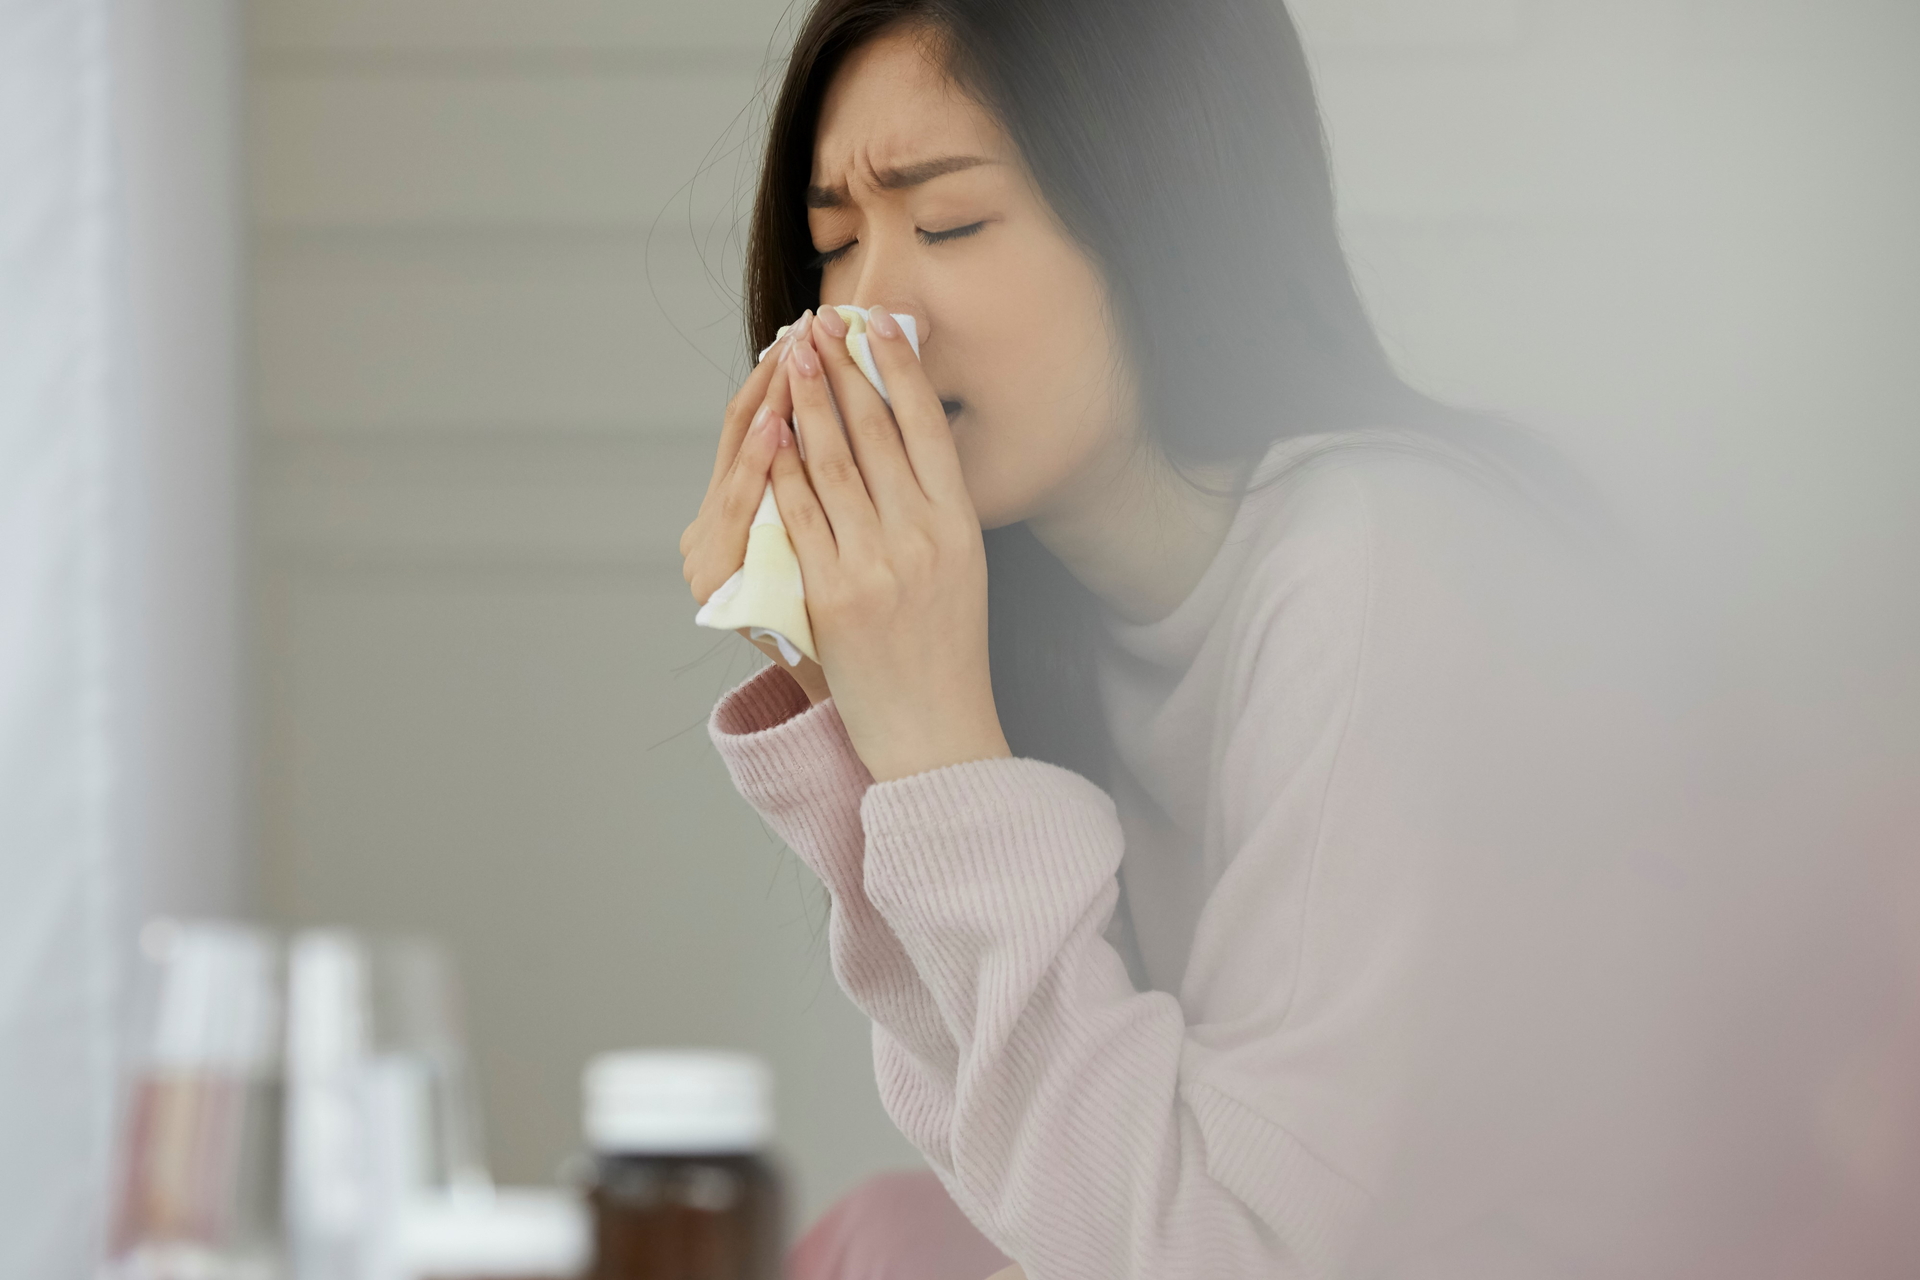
283, 930, 495, 1280
104, 919, 286, 1280
368, 937, 491, 1197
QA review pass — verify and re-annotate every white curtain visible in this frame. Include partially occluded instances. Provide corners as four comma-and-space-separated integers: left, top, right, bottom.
0, 0, 241, 1274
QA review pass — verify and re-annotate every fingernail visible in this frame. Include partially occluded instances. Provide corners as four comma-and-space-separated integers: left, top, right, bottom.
776, 418, 793, 448
793, 310, 814, 342
869, 307, 901, 339
814, 305, 848, 339
749, 403, 775, 439
791, 338, 821, 377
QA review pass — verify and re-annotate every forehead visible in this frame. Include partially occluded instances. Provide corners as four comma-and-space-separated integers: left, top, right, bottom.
811, 28, 1010, 182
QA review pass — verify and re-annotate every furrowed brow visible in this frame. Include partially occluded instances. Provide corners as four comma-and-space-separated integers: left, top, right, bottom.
805, 155, 995, 208
876, 154, 993, 190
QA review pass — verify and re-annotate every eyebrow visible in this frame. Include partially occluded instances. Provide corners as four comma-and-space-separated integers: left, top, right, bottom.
805, 155, 996, 208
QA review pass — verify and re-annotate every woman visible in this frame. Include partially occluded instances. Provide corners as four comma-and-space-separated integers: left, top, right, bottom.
679, 1, 1632, 1276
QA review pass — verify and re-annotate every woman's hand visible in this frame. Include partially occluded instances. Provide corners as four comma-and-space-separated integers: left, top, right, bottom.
770, 304, 1010, 782
678, 332, 830, 704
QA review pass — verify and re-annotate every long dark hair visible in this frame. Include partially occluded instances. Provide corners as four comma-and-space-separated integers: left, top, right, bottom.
745, 0, 1600, 783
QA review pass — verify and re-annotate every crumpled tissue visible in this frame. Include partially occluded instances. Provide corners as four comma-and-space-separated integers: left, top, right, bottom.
693, 305, 921, 665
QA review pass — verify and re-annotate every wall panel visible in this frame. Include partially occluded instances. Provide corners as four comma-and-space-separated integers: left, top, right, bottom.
254, 228, 745, 434
258, 433, 711, 570
250, 0, 801, 54
252, 70, 762, 229
1290, 0, 1526, 48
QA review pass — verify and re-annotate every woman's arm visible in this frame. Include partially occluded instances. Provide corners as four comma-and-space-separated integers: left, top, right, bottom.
708, 666, 963, 1104
857, 753, 1366, 1280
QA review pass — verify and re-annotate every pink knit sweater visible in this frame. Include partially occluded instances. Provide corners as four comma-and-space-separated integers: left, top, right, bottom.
708, 439, 1609, 1279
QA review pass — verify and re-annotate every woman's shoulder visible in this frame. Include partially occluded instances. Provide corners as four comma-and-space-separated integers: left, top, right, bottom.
1226, 428, 1610, 665
1237, 428, 1535, 578
1245, 427, 1557, 542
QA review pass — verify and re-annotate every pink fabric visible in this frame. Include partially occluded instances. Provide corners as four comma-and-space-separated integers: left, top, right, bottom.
710, 441, 1620, 1279
787, 1170, 1009, 1280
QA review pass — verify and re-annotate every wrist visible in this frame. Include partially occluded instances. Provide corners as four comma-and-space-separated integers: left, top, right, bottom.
787, 661, 831, 705
768, 663, 827, 707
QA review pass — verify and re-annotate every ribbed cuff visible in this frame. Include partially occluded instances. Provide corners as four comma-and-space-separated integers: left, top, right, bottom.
708, 667, 872, 889
710, 663, 812, 737
858, 757, 1123, 938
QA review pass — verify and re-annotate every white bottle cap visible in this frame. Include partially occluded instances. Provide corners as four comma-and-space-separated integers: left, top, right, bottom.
583, 1050, 772, 1154
400, 1188, 588, 1279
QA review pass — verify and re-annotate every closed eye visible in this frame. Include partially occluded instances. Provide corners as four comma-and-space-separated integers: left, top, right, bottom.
809, 241, 856, 270
918, 221, 986, 245
809, 221, 985, 269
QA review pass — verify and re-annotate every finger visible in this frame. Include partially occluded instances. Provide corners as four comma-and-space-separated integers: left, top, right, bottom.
759, 358, 796, 450
687, 370, 779, 533
768, 417, 839, 581
864, 308, 970, 508
688, 407, 783, 603
810, 308, 921, 514
787, 314, 881, 546
689, 360, 792, 539
710, 333, 792, 491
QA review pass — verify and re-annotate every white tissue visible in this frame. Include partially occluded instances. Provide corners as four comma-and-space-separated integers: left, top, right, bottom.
694, 306, 921, 664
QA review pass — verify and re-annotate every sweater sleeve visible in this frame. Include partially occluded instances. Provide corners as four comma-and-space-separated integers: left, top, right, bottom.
707, 666, 962, 1126
850, 469, 1539, 1280
859, 760, 1365, 1280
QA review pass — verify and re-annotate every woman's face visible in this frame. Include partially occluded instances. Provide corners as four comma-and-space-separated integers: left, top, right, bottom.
808, 27, 1136, 530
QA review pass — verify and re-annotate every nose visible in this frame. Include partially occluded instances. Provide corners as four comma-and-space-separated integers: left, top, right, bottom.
845, 243, 931, 343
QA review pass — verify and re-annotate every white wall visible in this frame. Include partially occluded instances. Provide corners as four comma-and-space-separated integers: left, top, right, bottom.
245, 0, 1920, 1235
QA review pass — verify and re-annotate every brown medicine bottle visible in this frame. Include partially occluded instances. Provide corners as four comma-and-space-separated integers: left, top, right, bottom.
582, 1051, 783, 1280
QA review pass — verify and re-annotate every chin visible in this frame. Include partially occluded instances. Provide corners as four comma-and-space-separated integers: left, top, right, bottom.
959, 466, 1047, 532
948, 410, 1071, 531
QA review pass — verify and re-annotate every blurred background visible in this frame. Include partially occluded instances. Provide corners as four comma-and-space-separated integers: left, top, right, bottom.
3, 0, 1916, 1275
